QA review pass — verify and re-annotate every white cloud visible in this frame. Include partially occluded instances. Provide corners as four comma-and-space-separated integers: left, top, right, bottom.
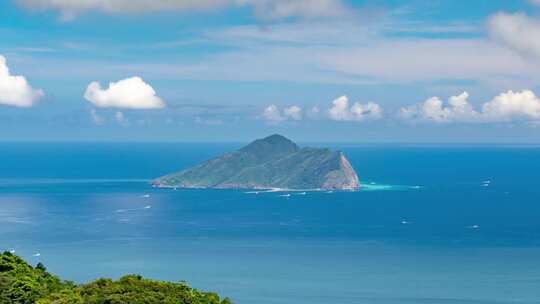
262, 97, 383, 124
487, 12, 540, 60
262, 104, 285, 122
0, 55, 43, 107
17, 0, 347, 21
530, 0, 540, 6
84, 76, 165, 109
399, 92, 478, 123
482, 90, 540, 121
283, 105, 302, 120
328, 95, 383, 121
90, 108, 105, 125
262, 104, 303, 122
399, 90, 540, 123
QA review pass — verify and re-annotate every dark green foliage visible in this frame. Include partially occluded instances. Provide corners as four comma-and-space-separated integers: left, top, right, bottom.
35, 289, 84, 304
0, 252, 232, 304
0, 252, 66, 304
76, 275, 230, 304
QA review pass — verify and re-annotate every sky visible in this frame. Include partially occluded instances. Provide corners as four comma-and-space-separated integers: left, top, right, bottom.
1, 0, 540, 143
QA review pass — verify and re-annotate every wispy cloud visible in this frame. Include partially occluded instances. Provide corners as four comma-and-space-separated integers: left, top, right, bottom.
195, 116, 224, 125
90, 108, 104, 125
8, 9, 535, 89
104, 20, 535, 87
487, 12, 540, 61
115, 111, 129, 126
16, 0, 350, 21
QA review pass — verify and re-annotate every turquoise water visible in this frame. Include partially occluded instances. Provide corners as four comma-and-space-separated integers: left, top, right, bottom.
1, 143, 540, 303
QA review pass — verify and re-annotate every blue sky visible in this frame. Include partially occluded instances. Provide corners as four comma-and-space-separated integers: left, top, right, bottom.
1, 0, 540, 142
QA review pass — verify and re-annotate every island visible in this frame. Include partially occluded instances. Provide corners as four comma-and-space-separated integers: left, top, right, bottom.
153, 134, 359, 190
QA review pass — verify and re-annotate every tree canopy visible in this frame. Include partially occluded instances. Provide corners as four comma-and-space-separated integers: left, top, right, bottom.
0, 251, 231, 304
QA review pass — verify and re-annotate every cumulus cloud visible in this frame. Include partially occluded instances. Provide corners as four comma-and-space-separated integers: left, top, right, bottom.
399, 92, 478, 123
84, 76, 165, 109
0, 55, 44, 107
328, 95, 383, 122
283, 105, 302, 120
482, 90, 540, 121
399, 90, 540, 123
17, 0, 347, 21
262, 104, 303, 122
262, 97, 384, 124
487, 12, 540, 60
262, 105, 285, 122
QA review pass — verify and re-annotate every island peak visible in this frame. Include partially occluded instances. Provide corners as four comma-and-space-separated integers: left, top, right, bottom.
240, 134, 299, 157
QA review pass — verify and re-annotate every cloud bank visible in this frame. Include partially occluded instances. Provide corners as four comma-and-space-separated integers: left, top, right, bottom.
17, 0, 347, 21
84, 77, 165, 109
400, 90, 540, 123
262, 91, 540, 125
0, 55, 44, 107
262, 95, 383, 124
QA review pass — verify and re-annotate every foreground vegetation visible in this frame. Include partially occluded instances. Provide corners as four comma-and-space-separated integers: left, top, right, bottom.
0, 251, 232, 304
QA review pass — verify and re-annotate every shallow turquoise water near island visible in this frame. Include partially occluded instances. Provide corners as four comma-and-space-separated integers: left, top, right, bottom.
2, 143, 540, 303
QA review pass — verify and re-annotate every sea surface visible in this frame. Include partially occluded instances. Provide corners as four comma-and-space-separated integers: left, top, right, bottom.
1, 143, 540, 304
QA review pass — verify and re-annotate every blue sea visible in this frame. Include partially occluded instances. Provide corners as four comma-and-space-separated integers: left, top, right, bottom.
2, 143, 540, 304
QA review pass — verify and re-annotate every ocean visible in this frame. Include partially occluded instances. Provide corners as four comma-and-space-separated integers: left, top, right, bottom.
1, 143, 540, 304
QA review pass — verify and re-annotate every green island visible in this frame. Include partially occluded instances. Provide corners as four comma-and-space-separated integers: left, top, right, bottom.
0, 251, 232, 304
154, 134, 360, 191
